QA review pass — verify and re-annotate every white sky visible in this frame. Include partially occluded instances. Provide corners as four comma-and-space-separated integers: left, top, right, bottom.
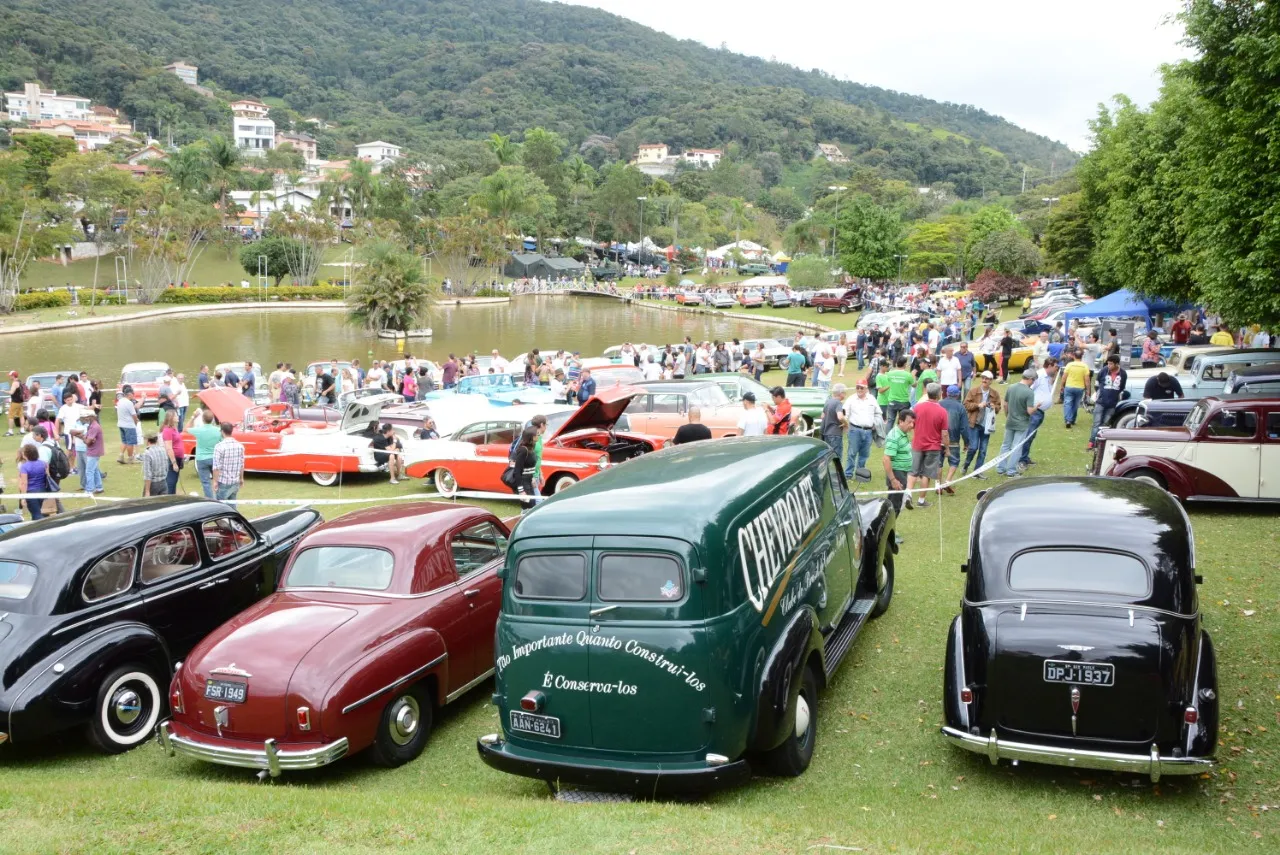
566, 0, 1191, 152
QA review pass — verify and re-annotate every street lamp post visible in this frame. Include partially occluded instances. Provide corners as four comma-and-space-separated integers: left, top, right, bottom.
894, 253, 908, 287
828, 185, 847, 260
636, 196, 647, 269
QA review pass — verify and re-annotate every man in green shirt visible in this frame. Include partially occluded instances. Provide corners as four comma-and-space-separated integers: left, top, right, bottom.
997, 368, 1037, 477
882, 408, 916, 513
914, 357, 938, 403
187, 407, 223, 499
874, 361, 891, 407
530, 413, 548, 501
884, 356, 914, 429
786, 346, 807, 388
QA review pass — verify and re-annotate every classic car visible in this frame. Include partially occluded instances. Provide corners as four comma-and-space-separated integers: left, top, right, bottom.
301, 360, 354, 404
295, 387, 405, 424
187, 387, 411, 487
159, 503, 508, 777
214, 362, 270, 404
118, 361, 170, 416
588, 364, 645, 388
24, 370, 80, 411
425, 373, 556, 407
739, 262, 773, 276
627, 380, 747, 439
405, 388, 661, 496
702, 372, 825, 434
675, 290, 704, 306
737, 290, 765, 308
478, 437, 896, 793
810, 289, 862, 314
602, 344, 657, 363
941, 477, 1217, 781
0, 497, 319, 753
1184, 348, 1280, 397
768, 288, 792, 308
709, 290, 737, 309
0, 512, 23, 534
1224, 363, 1280, 397
1093, 396, 1280, 502
739, 338, 792, 370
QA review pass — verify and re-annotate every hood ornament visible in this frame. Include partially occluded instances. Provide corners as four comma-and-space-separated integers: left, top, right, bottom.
1070, 686, 1081, 737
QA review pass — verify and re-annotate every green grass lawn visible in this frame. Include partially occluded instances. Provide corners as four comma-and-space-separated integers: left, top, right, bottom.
0, 371, 1275, 853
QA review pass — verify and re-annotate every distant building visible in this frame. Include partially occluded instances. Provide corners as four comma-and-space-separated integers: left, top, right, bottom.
356, 140, 401, 162
633, 143, 669, 164
682, 148, 722, 168
816, 143, 848, 163
165, 62, 199, 87
275, 131, 318, 163
231, 99, 275, 157
13, 119, 126, 151
127, 144, 169, 165
4, 83, 92, 122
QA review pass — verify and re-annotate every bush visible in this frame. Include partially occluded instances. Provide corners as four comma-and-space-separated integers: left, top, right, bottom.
15, 290, 72, 310
154, 285, 345, 304
968, 269, 1032, 304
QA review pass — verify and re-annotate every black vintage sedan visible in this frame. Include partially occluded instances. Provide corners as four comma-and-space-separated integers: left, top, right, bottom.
0, 497, 319, 753
941, 477, 1217, 781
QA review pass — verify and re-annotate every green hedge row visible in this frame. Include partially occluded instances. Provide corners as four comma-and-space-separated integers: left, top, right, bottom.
153, 285, 346, 304
14, 291, 72, 310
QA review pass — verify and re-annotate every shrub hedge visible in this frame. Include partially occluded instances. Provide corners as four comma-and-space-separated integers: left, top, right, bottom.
153, 285, 346, 304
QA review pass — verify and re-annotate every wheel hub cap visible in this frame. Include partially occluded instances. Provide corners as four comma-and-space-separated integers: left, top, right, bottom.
390, 697, 419, 745
113, 689, 142, 725
794, 694, 811, 740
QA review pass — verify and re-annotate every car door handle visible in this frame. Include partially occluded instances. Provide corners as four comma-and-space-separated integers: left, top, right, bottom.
198, 578, 229, 590
589, 605, 618, 618
463, 588, 481, 598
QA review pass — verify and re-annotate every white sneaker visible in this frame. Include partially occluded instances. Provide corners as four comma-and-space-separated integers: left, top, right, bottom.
389, 478, 399, 485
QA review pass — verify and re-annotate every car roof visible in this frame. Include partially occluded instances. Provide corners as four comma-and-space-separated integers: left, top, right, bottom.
968, 477, 1195, 611
299, 501, 484, 557
1194, 347, 1279, 364
513, 437, 828, 545
121, 362, 170, 370
1228, 363, 1280, 378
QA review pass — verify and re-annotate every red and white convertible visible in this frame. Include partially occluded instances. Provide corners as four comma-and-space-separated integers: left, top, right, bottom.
403, 386, 668, 497
186, 388, 406, 486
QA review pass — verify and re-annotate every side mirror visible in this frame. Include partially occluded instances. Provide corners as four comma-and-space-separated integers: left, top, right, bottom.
854, 467, 872, 483
1194, 574, 1203, 585
960, 562, 968, 574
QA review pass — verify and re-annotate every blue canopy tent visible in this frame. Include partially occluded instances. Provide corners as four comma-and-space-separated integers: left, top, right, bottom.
1063, 289, 1195, 325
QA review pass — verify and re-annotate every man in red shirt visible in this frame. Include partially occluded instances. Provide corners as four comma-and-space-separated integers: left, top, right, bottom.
907, 382, 950, 506
1170, 314, 1192, 345
765, 386, 793, 435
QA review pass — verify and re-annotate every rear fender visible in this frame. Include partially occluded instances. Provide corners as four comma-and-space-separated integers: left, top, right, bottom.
317, 628, 448, 749
1108, 456, 1194, 497
749, 608, 821, 752
3, 623, 170, 744
1185, 630, 1218, 758
943, 616, 971, 732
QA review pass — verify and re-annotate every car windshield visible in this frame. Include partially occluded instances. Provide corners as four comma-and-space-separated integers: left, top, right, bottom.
122, 368, 166, 383
285, 546, 394, 591
1009, 549, 1150, 598
27, 373, 65, 389
1185, 400, 1214, 434
0, 560, 38, 602
689, 384, 731, 408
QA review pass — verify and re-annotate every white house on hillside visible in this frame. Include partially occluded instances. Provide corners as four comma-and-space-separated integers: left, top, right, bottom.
231, 99, 275, 157
682, 148, 722, 168
356, 140, 401, 162
166, 62, 199, 86
4, 83, 92, 121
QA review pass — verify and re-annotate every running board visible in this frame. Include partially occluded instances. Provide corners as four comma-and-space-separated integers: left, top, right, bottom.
824, 597, 876, 672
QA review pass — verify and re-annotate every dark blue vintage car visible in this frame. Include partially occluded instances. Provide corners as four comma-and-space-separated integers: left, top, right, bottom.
941, 477, 1217, 781
0, 497, 319, 753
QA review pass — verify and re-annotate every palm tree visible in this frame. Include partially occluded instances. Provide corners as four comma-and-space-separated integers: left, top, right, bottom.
205, 135, 242, 217
722, 197, 750, 247
163, 145, 213, 195
486, 133, 520, 166
245, 171, 275, 228
346, 240, 436, 333
345, 159, 377, 221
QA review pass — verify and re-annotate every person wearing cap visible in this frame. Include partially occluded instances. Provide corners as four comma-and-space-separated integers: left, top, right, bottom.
940, 385, 967, 490
842, 380, 881, 477
737, 391, 768, 436
962, 371, 1002, 478
116, 385, 140, 464
765, 387, 792, 435
370, 423, 404, 484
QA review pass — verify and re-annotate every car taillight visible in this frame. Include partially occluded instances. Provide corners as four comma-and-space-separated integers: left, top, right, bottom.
297, 707, 312, 731
1184, 706, 1198, 725
170, 684, 184, 714
521, 691, 544, 712
1113, 446, 1127, 462
960, 687, 974, 704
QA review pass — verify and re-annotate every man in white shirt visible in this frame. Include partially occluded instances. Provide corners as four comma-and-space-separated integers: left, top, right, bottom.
55, 391, 85, 450
491, 349, 509, 375
737, 392, 768, 436
842, 380, 882, 477
936, 345, 962, 388
642, 355, 661, 381
172, 373, 190, 424
365, 361, 386, 389
1020, 357, 1059, 469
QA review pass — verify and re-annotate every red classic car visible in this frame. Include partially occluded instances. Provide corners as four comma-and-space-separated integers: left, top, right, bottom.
1093, 396, 1280, 502
159, 502, 509, 777
118, 361, 171, 416
403, 385, 667, 497
809, 288, 862, 314
186, 387, 405, 486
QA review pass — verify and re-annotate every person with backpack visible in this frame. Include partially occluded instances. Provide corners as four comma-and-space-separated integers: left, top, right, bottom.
17, 444, 50, 521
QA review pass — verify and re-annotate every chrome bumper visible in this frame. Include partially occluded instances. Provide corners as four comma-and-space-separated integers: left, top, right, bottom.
158, 721, 349, 777
941, 727, 1214, 782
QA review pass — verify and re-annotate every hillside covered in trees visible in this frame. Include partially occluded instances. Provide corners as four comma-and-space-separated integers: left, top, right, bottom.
1, 0, 1074, 197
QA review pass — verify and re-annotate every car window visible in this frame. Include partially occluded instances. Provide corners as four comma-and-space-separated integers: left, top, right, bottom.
202, 517, 255, 559
455, 423, 488, 444
486, 424, 518, 447
829, 459, 850, 500
141, 528, 200, 582
1205, 410, 1257, 439
1266, 412, 1280, 441
692, 385, 730, 407
82, 546, 137, 603
1239, 379, 1280, 396
514, 553, 586, 600
1009, 549, 1149, 598
651, 393, 685, 414
451, 522, 507, 576
286, 546, 394, 590
598, 554, 684, 602
0, 561, 38, 601
623, 395, 650, 415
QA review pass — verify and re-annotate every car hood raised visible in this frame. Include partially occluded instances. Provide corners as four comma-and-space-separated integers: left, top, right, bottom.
551, 385, 644, 439
198, 387, 253, 426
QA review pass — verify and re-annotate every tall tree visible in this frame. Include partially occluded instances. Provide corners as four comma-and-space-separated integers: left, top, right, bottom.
835, 195, 902, 279
346, 240, 437, 333
485, 133, 520, 166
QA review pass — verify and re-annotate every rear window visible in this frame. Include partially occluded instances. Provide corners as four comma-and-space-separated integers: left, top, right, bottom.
599, 554, 683, 602
514, 554, 586, 600
0, 561, 37, 601
1009, 550, 1149, 598
286, 546, 394, 591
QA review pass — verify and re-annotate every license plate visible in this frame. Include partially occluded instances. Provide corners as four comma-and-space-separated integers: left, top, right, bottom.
1043, 660, 1115, 686
204, 678, 248, 704
509, 710, 561, 739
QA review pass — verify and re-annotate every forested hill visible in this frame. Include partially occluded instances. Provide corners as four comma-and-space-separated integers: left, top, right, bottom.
0, 0, 1075, 193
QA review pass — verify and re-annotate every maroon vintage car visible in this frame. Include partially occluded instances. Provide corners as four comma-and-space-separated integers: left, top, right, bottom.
158, 502, 508, 777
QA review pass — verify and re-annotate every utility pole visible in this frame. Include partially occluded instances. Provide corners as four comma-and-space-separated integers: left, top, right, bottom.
827, 185, 847, 260
894, 253, 908, 287
636, 196, 647, 266
1021, 166, 1027, 195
